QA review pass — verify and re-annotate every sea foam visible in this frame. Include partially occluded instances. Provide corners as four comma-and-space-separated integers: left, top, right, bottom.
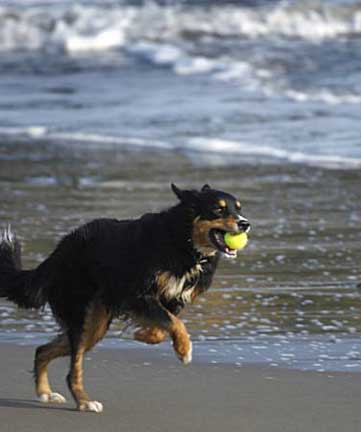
2, 1, 361, 54
0, 126, 360, 170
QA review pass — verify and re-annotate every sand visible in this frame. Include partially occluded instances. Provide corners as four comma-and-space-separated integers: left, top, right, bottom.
0, 342, 361, 432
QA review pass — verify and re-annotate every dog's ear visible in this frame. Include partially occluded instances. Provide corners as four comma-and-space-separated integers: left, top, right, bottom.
201, 184, 211, 192
171, 183, 183, 200
171, 184, 200, 204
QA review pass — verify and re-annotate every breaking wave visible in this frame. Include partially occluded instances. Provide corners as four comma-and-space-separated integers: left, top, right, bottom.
0, 126, 360, 169
184, 137, 361, 169
2, 1, 361, 106
1, 1, 361, 53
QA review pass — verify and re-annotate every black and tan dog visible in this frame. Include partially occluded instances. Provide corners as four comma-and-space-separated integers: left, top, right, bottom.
0, 184, 250, 413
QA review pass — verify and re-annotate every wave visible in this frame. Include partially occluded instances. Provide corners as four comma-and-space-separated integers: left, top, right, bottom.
2, 1, 361, 107
1, 1, 361, 54
0, 126, 360, 169
285, 89, 361, 105
0, 126, 171, 149
185, 138, 361, 169
126, 41, 361, 105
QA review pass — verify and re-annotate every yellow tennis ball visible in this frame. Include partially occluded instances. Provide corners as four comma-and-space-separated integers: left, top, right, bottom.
224, 232, 248, 250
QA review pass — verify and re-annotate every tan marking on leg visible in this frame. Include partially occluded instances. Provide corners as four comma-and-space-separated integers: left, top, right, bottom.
134, 327, 168, 344
168, 315, 192, 364
35, 334, 69, 399
68, 344, 89, 405
82, 302, 110, 352
134, 301, 192, 365
68, 346, 103, 413
67, 302, 110, 412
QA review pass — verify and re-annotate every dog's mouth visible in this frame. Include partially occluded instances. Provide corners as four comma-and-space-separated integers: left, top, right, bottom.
209, 228, 238, 258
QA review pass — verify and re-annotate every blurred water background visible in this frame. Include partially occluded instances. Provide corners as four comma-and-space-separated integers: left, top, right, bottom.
0, 0, 361, 372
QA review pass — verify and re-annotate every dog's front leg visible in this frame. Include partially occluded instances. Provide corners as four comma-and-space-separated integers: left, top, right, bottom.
168, 315, 192, 364
135, 297, 192, 364
133, 327, 168, 344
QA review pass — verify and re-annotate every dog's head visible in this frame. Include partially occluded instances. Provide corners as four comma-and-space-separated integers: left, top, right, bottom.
171, 183, 250, 258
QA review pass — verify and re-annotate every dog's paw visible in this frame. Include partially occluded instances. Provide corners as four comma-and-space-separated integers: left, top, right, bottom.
176, 340, 192, 365
38, 392, 67, 403
78, 400, 103, 413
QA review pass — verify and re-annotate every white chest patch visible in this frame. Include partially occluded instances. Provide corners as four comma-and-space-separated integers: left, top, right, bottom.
156, 264, 202, 304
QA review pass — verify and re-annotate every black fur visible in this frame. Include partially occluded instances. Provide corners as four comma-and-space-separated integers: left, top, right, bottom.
5, 210, 208, 319
0, 227, 46, 309
0, 183, 251, 334
0, 184, 249, 410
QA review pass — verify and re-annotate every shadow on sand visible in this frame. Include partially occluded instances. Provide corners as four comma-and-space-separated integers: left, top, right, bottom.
0, 398, 74, 411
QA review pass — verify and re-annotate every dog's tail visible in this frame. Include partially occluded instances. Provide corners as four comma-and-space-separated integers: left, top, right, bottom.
0, 226, 47, 309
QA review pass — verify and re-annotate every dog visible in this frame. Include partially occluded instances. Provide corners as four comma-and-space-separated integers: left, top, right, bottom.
0, 183, 250, 413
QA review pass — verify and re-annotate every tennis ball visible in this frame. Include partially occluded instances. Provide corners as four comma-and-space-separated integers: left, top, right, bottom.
224, 232, 248, 250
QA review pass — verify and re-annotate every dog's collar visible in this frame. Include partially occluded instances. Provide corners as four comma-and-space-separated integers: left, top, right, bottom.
194, 251, 215, 266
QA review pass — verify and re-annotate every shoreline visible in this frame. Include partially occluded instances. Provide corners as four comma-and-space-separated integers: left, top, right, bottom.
1, 342, 361, 431
1, 332, 361, 374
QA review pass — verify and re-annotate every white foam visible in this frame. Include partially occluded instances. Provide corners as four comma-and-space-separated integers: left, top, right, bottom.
0, 126, 171, 150
0, 125, 47, 137
65, 28, 125, 52
2, 2, 361, 108
175, 57, 218, 76
1, 125, 360, 170
286, 89, 361, 105
1, 2, 361, 54
0, 4, 134, 53
127, 42, 183, 66
127, 41, 220, 76
185, 137, 361, 169
51, 131, 172, 149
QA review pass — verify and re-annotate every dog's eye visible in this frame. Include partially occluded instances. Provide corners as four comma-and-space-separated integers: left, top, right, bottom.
214, 207, 225, 216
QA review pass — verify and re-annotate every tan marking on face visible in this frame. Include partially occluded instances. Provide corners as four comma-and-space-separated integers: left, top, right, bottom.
219, 199, 227, 208
236, 201, 241, 209
192, 216, 239, 253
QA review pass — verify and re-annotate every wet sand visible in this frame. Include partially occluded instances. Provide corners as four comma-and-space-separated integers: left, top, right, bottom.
1, 150, 361, 372
1, 342, 361, 432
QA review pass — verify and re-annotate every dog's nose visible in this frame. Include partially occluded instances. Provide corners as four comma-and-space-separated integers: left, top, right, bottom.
237, 219, 250, 232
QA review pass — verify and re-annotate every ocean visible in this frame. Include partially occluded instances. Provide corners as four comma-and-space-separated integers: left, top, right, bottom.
0, 0, 360, 372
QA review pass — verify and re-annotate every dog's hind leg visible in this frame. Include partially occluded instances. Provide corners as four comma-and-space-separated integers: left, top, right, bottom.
66, 302, 110, 413
34, 333, 69, 403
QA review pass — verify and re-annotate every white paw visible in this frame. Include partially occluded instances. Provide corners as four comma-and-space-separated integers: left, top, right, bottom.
177, 341, 193, 365
38, 392, 66, 403
78, 400, 103, 413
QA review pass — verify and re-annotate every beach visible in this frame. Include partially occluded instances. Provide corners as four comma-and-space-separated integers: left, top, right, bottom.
1, 0, 361, 429
1, 342, 361, 432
